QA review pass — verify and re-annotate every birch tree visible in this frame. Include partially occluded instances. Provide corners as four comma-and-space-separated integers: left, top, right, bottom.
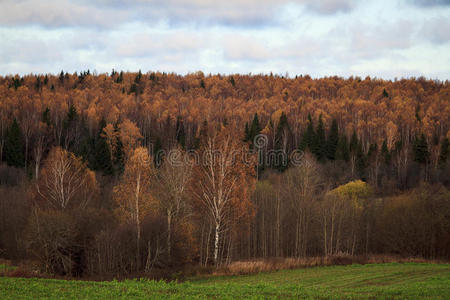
36, 147, 98, 210
191, 127, 256, 266
113, 147, 154, 270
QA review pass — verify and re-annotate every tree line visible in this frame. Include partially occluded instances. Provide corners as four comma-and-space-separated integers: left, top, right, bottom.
0, 71, 448, 277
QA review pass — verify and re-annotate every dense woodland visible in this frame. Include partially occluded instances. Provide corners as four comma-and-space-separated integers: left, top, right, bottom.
0, 71, 449, 277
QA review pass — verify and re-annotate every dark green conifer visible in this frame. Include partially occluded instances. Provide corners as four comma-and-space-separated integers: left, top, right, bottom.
414, 134, 430, 164
315, 115, 326, 160
326, 118, 339, 160
4, 119, 24, 168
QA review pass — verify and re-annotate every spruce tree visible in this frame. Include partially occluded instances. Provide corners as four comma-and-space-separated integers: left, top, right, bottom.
94, 119, 113, 175
250, 113, 261, 138
247, 113, 261, 148
113, 124, 125, 175
229, 76, 235, 87
315, 115, 326, 161
4, 119, 25, 168
414, 134, 430, 164
326, 118, 339, 160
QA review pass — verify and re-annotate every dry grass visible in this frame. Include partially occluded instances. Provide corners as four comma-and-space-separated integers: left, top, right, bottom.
216, 255, 449, 276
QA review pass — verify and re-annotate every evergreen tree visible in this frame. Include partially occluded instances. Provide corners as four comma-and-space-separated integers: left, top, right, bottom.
4, 119, 25, 168
113, 123, 125, 175
250, 113, 261, 138
246, 113, 261, 147
59, 70, 65, 84
414, 134, 430, 164
315, 115, 326, 161
229, 76, 235, 87
326, 118, 339, 160
94, 119, 113, 175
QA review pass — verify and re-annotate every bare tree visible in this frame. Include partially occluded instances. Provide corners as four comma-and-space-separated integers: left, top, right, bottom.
36, 147, 98, 210
154, 147, 193, 261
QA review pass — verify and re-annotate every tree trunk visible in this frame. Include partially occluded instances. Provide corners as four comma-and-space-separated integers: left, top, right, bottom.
135, 173, 141, 270
167, 210, 172, 262
214, 221, 220, 266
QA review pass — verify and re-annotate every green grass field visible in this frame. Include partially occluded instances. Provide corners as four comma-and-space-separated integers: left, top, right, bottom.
1, 263, 449, 299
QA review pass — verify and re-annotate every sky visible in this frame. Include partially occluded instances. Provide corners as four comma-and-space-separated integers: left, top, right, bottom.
0, 0, 449, 79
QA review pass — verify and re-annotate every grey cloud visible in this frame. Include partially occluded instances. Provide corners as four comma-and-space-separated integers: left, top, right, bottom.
304, 0, 356, 14
410, 0, 450, 7
0, 0, 129, 28
0, 0, 356, 29
420, 17, 450, 44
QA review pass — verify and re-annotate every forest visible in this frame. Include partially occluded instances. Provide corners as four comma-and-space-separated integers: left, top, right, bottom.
0, 70, 449, 277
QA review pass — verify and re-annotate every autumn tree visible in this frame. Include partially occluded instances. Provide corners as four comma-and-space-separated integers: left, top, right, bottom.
324, 180, 372, 255
191, 127, 256, 266
113, 147, 154, 270
36, 147, 98, 210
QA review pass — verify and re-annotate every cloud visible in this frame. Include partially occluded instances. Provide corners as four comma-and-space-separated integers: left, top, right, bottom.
223, 35, 272, 61
304, 0, 356, 14
420, 17, 450, 44
348, 20, 416, 59
0, 0, 129, 28
410, 0, 450, 7
0, 35, 64, 64
0, 0, 357, 29
115, 31, 204, 58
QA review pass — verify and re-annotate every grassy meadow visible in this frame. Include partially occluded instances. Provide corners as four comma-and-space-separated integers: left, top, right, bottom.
0, 263, 449, 299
